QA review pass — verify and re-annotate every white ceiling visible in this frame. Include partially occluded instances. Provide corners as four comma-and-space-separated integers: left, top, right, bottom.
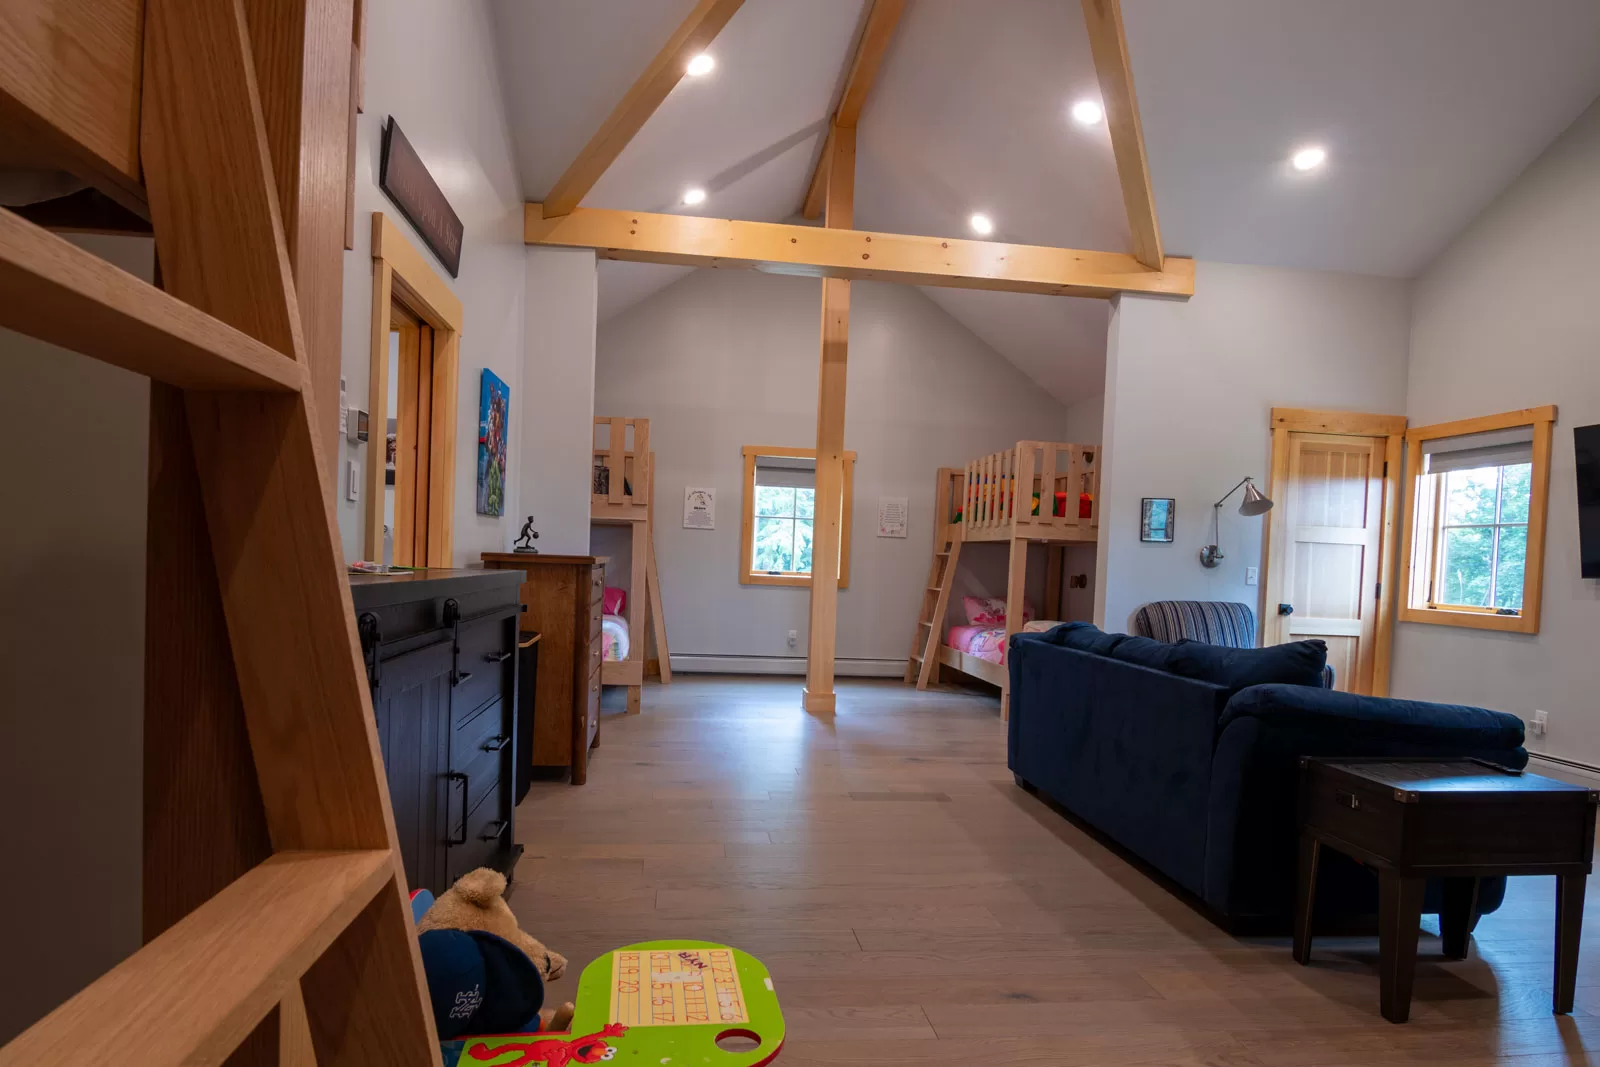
491, 0, 1600, 406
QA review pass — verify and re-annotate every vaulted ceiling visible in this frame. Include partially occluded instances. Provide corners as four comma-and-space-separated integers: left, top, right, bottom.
490, 0, 1600, 406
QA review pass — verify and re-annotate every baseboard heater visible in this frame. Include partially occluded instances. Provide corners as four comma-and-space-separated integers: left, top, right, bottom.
1527, 751, 1600, 785
668, 654, 906, 678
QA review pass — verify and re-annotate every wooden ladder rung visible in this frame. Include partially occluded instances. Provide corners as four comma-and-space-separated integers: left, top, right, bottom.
0, 208, 306, 393
0, 850, 394, 1066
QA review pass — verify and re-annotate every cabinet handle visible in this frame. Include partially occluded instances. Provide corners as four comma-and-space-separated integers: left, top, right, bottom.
446, 772, 469, 844
482, 735, 510, 753
479, 819, 508, 842
484, 650, 513, 664
452, 669, 474, 686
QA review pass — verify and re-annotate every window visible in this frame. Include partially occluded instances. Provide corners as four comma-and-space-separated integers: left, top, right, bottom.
1401, 407, 1554, 634
740, 446, 854, 587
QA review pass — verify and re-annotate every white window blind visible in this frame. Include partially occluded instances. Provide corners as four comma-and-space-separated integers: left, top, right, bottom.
755, 456, 816, 489
1422, 426, 1533, 475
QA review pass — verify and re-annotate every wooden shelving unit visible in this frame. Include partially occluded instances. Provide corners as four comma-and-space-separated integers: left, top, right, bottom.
0, 1, 439, 1064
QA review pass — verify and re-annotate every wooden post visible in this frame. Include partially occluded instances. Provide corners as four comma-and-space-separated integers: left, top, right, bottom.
803, 125, 855, 714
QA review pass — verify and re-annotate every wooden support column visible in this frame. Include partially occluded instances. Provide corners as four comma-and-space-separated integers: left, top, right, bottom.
803, 127, 855, 714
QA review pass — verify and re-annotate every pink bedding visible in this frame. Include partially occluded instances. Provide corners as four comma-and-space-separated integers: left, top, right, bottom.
946, 620, 1063, 666
946, 624, 1008, 665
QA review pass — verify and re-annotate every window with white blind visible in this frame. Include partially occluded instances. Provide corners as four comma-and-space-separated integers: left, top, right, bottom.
739, 446, 854, 588
1401, 407, 1555, 634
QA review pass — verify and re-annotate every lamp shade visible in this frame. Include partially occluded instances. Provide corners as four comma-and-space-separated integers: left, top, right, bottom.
1238, 480, 1274, 516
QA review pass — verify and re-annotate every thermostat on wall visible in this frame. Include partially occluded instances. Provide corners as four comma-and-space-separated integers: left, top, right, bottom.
347, 409, 369, 444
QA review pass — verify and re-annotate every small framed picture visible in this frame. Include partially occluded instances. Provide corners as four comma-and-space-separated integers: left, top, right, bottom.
1141, 498, 1175, 543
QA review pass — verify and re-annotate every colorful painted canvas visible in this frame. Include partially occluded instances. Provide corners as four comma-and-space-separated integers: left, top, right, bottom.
476, 369, 509, 516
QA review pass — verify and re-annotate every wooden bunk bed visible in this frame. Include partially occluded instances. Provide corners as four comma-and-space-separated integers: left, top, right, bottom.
592, 416, 672, 714
905, 440, 1100, 719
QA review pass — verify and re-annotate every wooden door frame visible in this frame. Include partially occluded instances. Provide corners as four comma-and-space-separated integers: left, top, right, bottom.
1262, 408, 1406, 694
364, 212, 464, 565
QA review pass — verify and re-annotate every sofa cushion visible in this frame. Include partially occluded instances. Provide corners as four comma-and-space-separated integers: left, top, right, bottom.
1169, 639, 1328, 692
1106, 634, 1184, 674
1040, 621, 1127, 656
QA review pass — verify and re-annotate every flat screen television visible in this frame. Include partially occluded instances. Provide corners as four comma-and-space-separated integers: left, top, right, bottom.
1577, 423, 1600, 579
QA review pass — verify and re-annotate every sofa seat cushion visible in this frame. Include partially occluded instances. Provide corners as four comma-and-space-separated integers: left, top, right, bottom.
1169, 639, 1328, 692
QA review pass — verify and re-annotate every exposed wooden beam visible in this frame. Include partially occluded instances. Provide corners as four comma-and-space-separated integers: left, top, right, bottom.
525, 205, 1194, 299
541, 0, 745, 218
804, 129, 857, 715
802, 0, 905, 219
1081, 0, 1163, 269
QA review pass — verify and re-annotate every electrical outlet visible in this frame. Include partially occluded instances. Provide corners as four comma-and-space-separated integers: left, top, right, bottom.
1531, 709, 1549, 737
787, 630, 798, 648
1245, 566, 1259, 586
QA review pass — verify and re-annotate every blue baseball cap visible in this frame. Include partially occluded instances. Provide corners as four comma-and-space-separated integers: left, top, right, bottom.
418, 928, 546, 1040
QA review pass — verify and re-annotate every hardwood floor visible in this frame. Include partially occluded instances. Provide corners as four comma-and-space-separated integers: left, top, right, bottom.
509, 676, 1600, 1066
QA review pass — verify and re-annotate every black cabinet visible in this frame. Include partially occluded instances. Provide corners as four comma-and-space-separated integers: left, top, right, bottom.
351, 568, 524, 895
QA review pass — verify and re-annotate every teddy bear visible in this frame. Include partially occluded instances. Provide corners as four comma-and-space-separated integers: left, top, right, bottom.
416, 868, 576, 1035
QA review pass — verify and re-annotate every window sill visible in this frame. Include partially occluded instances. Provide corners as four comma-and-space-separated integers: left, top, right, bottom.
741, 572, 848, 589
1398, 605, 1539, 635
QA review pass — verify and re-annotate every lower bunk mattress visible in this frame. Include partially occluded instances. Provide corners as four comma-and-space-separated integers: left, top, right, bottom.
946, 620, 1059, 665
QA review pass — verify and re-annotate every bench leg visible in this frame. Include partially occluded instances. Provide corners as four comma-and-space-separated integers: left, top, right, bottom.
1378, 870, 1424, 1023
1292, 834, 1319, 965
1439, 876, 1479, 960
1554, 872, 1586, 1014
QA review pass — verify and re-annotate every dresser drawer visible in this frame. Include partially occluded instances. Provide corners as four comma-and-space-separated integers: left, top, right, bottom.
449, 787, 510, 883
589, 564, 606, 600
452, 612, 516, 724
586, 663, 601, 740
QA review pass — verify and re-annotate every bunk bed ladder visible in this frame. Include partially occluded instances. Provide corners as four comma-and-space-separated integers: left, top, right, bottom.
906, 538, 962, 689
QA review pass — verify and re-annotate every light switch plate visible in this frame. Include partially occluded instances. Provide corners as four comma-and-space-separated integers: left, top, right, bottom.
346, 459, 360, 501
1245, 566, 1259, 586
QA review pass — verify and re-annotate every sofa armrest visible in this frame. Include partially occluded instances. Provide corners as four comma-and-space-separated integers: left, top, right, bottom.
1205, 684, 1527, 921
1219, 684, 1527, 750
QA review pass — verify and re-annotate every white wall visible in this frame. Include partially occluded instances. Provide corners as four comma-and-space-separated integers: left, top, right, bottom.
1095, 262, 1411, 633
0, 236, 151, 1041
1394, 98, 1600, 767
518, 248, 598, 555
336, 0, 527, 565
595, 269, 1081, 670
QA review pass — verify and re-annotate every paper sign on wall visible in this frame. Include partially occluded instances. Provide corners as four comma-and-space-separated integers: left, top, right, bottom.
877, 496, 909, 538
683, 487, 715, 530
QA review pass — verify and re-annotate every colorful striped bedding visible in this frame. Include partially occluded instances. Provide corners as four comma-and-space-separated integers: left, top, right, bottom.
945, 620, 1060, 666
601, 614, 629, 662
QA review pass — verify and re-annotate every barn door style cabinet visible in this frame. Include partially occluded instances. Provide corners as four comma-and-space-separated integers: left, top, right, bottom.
350, 569, 525, 894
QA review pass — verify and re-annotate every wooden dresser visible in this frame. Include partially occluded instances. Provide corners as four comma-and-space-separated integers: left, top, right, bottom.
482, 553, 604, 784
349, 568, 523, 894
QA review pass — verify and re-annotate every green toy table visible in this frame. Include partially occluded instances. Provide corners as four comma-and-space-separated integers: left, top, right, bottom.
457, 941, 784, 1066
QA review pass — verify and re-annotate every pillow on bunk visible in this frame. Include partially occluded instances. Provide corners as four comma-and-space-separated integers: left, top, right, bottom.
961, 596, 1033, 627
603, 587, 626, 615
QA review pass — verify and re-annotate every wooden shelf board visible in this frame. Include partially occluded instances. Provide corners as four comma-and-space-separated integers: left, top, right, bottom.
0, 850, 394, 1067
0, 208, 304, 392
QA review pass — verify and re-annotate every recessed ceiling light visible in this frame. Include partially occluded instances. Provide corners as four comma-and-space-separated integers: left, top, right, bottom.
1070, 99, 1104, 126
686, 53, 715, 77
682, 187, 707, 206
969, 213, 994, 236
1291, 145, 1327, 172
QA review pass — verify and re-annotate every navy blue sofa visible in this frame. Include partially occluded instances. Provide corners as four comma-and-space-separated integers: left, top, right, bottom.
1007, 623, 1528, 929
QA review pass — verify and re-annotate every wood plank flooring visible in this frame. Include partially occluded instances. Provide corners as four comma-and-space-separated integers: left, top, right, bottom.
509, 677, 1600, 1066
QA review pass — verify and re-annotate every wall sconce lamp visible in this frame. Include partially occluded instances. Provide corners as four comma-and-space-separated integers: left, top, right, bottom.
1199, 477, 1273, 569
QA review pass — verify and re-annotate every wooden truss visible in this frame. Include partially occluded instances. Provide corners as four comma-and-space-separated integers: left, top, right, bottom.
0, 1, 438, 1064
527, 0, 1176, 711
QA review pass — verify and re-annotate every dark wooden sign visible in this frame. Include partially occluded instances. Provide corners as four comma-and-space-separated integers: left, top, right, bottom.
379, 117, 464, 277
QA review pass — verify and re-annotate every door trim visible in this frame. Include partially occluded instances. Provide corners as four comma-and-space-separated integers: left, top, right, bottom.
364, 212, 464, 565
1263, 408, 1406, 695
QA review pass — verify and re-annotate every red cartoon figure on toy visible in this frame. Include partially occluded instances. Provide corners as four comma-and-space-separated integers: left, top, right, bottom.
467, 1023, 628, 1067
